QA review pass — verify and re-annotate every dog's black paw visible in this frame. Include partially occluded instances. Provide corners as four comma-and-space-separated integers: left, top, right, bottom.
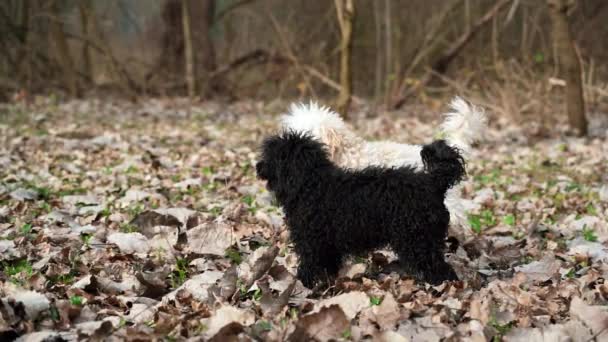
421, 265, 459, 285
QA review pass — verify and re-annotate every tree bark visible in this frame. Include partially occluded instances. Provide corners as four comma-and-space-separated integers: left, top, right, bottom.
182, 0, 196, 98
383, 0, 392, 107
334, 0, 355, 118
546, 0, 587, 136
156, 0, 216, 96
49, 0, 78, 97
78, 0, 92, 81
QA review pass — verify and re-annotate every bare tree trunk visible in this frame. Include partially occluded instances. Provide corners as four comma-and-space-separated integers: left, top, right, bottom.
158, 0, 183, 80
192, 0, 217, 97
546, 0, 587, 136
154, 0, 216, 96
182, 0, 196, 98
49, 0, 78, 97
334, 0, 355, 118
78, 0, 92, 81
15, 0, 30, 73
373, 0, 383, 104
383, 0, 391, 107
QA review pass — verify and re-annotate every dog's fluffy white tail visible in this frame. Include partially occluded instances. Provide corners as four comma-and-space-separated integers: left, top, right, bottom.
280, 101, 347, 135
440, 97, 487, 155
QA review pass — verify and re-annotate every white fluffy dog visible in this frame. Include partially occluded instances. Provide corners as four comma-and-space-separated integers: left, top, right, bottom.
280, 97, 487, 231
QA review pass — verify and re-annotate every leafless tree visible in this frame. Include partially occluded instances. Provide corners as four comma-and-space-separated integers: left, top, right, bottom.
334, 0, 355, 117
182, 0, 195, 99
49, 0, 78, 97
546, 0, 587, 136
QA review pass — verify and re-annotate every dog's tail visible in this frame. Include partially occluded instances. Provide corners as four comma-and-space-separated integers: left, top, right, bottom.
438, 97, 487, 156
421, 140, 466, 194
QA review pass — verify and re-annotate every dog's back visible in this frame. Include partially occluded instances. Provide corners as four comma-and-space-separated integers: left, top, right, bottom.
322, 165, 450, 252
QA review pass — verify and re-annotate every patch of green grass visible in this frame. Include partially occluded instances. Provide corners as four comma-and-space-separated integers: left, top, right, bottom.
481, 210, 497, 226
512, 231, 525, 240
565, 182, 581, 192
252, 287, 263, 301
20, 223, 33, 235
546, 179, 558, 188
342, 329, 352, 339
170, 192, 184, 202
80, 233, 92, 246
565, 268, 575, 279
370, 296, 382, 306
582, 225, 598, 242
34, 186, 52, 200
56, 187, 87, 197
47, 269, 77, 286
184, 186, 200, 196
203, 181, 218, 191
125, 165, 139, 174
126, 203, 144, 219
520, 255, 534, 264
120, 223, 139, 233
69, 295, 84, 306
489, 317, 514, 341
208, 206, 223, 217
468, 215, 482, 234
468, 210, 497, 234
3, 259, 34, 285
242, 195, 255, 206
240, 162, 251, 174
169, 258, 189, 289
201, 166, 214, 177
475, 169, 501, 186
585, 204, 597, 216
237, 279, 247, 296
38, 202, 52, 214
100, 207, 112, 218
503, 214, 516, 226
354, 256, 367, 264
242, 195, 258, 214
225, 247, 243, 265
290, 307, 298, 320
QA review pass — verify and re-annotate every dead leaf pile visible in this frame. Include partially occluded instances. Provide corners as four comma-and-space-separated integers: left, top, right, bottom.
0, 98, 606, 341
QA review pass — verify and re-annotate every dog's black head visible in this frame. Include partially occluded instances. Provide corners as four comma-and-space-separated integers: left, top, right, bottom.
256, 131, 331, 201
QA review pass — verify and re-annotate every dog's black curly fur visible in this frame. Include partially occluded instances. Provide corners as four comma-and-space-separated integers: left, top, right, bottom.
256, 131, 466, 287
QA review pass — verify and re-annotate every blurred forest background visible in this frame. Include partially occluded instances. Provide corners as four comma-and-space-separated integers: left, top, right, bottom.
1, 0, 607, 135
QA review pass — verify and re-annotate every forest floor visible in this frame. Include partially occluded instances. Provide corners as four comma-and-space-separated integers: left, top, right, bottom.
0, 97, 607, 341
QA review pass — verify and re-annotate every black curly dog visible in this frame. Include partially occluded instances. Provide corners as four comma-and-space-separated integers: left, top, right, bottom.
256, 131, 466, 287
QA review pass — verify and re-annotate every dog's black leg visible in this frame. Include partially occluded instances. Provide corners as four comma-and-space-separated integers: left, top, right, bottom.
297, 254, 325, 288
426, 249, 458, 284
295, 244, 343, 288
395, 240, 457, 285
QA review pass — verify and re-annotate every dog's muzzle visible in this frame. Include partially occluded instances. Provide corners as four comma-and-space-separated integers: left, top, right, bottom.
256, 161, 268, 180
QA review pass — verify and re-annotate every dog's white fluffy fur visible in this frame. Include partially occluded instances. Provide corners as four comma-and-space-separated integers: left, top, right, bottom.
280, 97, 487, 230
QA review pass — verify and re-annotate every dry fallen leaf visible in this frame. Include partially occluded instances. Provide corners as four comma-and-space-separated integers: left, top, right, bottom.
312, 291, 369, 320
186, 221, 233, 255
290, 305, 350, 342
202, 305, 256, 339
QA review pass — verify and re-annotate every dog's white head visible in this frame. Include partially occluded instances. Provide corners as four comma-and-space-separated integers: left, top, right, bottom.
280, 101, 360, 159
